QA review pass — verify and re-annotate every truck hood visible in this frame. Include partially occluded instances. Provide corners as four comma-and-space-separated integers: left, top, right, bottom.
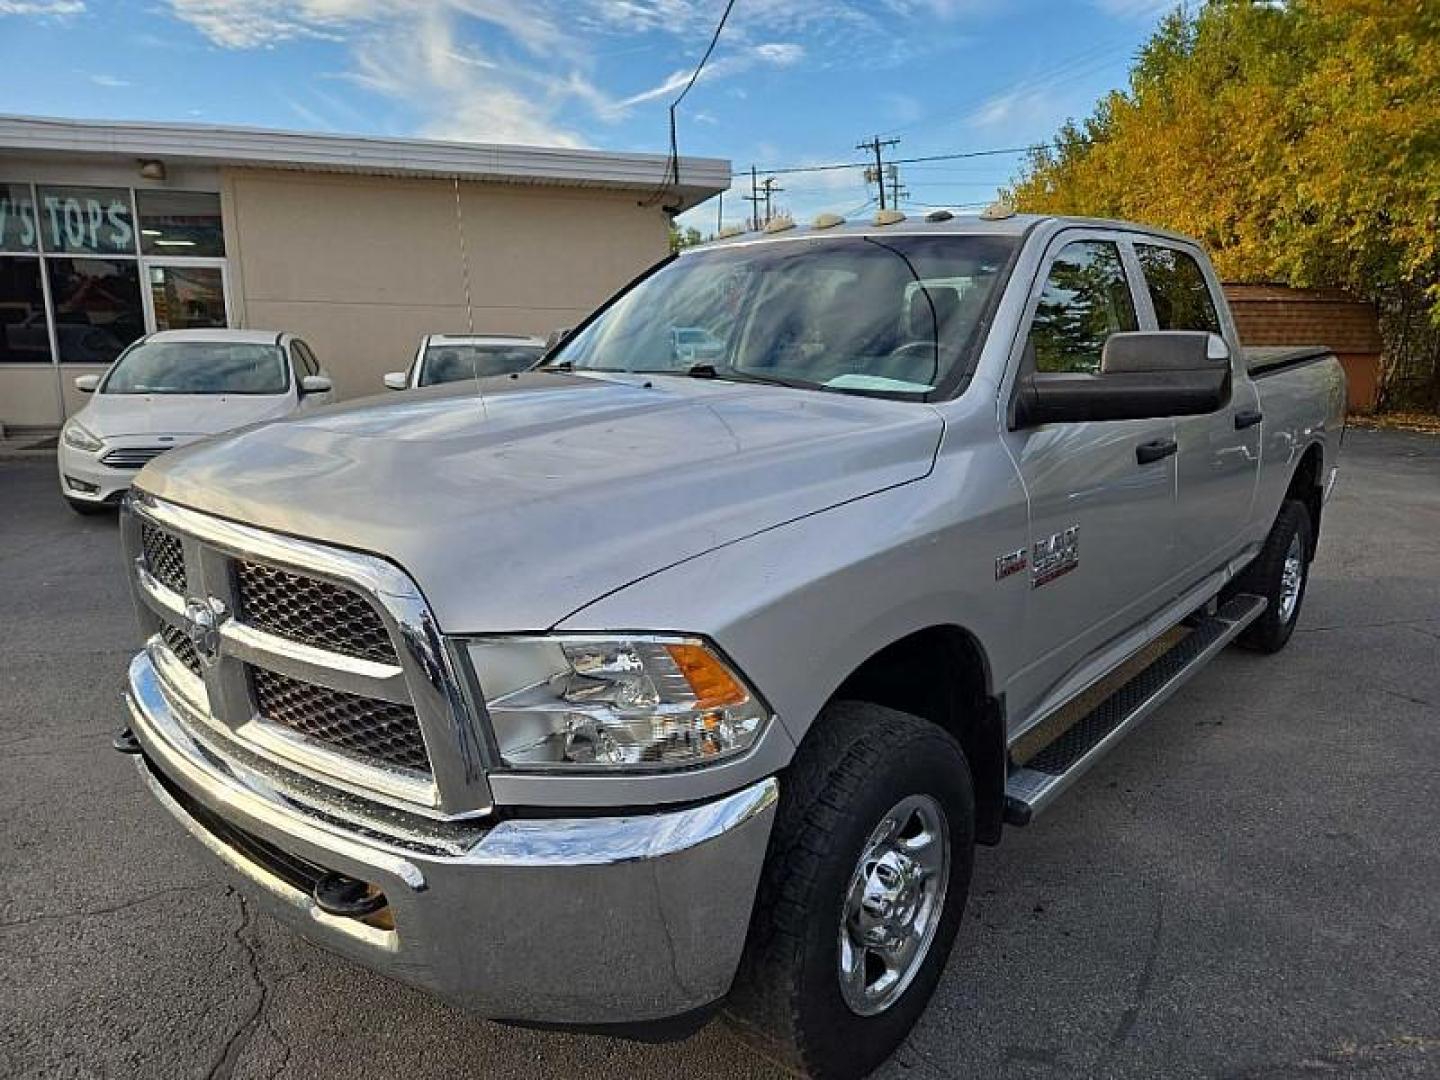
77, 393, 293, 439
136, 372, 944, 631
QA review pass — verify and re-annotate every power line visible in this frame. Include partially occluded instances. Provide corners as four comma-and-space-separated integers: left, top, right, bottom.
642, 0, 739, 209
733, 143, 1046, 180
856, 135, 900, 210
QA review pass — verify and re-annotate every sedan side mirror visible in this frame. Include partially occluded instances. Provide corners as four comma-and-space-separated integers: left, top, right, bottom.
1014, 330, 1231, 427
299, 374, 332, 395
383, 372, 409, 391
74, 374, 100, 393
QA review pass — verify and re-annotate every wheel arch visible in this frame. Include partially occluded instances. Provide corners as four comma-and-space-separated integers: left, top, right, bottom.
1287, 441, 1325, 558
825, 624, 1006, 846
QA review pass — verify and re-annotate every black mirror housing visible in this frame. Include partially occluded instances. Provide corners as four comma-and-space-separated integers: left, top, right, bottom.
1014, 331, 1231, 427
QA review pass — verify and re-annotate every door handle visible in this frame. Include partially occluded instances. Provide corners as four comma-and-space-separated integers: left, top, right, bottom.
1136, 438, 1178, 465
1234, 408, 1263, 430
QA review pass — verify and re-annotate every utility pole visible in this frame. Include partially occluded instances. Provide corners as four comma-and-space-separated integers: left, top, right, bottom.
857, 135, 900, 210
744, 165, 762, 230
760, 176, 783, 225
885, 163, 908, 211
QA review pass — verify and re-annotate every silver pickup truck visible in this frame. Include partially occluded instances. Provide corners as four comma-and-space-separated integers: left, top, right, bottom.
115, 212, 1345, 1080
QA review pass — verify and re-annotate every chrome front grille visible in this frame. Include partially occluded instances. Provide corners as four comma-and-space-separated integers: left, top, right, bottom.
141, 522, 187, 593
251, 667, 430, 772
234, 560, 397, 664
159, 623, 202, 678
121, 494, 491, 815
102, 446, 169, 470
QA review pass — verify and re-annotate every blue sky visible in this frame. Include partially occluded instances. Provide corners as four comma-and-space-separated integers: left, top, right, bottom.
0, 0, 1174, 231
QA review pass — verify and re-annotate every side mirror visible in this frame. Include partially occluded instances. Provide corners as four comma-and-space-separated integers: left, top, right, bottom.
74, 374, 100, 393
300, 374, 332, 395
1014, 331, 1230, 427
383, 372, 409, 391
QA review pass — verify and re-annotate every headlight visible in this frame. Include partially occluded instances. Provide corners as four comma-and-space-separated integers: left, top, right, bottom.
468, 635, 769, 770
61, 421, 103, 452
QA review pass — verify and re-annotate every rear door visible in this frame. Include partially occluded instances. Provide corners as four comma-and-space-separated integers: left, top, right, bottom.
1132, 241, 1260, 578
1001, 231, 1180, 722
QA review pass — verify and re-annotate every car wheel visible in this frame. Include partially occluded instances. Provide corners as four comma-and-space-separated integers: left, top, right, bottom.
727, 701, 975, 1080
1235, 499, 1313, 653
64, 496, 111, 517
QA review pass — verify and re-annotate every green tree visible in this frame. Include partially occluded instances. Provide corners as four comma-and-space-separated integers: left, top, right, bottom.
1008, 0, 1440, 408
668, 224, 704, 254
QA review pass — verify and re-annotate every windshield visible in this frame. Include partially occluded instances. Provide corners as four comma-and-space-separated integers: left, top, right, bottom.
420, 343, 545, 386
103, 341, 289, 395
545, 234, 1017, 396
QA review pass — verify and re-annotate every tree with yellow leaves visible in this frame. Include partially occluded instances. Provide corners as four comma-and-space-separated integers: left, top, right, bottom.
1008, 1, 1440, 409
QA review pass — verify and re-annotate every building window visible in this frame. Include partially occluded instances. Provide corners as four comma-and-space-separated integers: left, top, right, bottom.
35, 185, 137, 256
149, 265, 227, 330
1, 183, 40, 252
46, 258, 145, 364
0, 257, 48, 362
137, 190, 225, 257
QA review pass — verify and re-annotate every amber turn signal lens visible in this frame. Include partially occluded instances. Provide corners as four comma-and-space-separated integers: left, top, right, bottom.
665, 643, 747, 709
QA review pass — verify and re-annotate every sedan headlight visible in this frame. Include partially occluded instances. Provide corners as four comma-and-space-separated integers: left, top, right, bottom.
468, 635, 769, 770
61, 420, 103, 453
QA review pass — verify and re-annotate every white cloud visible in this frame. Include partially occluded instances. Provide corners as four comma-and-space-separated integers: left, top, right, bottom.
88, 73, 131, 87
0, 0, 85, 15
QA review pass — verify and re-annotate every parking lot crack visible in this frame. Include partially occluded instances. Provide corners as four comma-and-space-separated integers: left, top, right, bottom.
0, 884, 212, 930
1098, 888, 1165, 1068
205, 890, 272, 1080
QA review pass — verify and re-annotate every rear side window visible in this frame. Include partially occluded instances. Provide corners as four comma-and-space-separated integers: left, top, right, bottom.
1136, 244, 1221, 334
1029, 240, 1138, 375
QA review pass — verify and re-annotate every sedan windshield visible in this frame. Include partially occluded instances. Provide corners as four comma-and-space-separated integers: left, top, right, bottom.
545, 234, 1017, 396
103, 341, 288, 395
420, 343, 545, 386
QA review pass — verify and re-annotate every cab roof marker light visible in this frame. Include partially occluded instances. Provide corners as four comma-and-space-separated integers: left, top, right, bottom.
811, 212, 845, 229
924, 208, 955, 223
764, 215, 796, 234
873, 209, 906, 226
979, 201, 1016, 221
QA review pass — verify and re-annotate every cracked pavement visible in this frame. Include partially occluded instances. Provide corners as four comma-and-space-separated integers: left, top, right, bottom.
2, 427, 1437, 1079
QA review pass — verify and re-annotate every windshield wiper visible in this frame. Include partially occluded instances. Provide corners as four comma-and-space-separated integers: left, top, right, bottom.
685, 363, 818, 390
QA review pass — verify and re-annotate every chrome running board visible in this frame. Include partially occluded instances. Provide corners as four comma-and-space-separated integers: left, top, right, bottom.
1004, 594, 1267, 826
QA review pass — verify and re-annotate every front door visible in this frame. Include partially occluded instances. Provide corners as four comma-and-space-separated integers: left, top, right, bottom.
1001, 234, 1179, 724
142, 261, 230, 331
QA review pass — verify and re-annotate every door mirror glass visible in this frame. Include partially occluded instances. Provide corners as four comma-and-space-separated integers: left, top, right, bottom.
299, 374, 331, 395
74, 373, 100, 392
383, 371, 408, 390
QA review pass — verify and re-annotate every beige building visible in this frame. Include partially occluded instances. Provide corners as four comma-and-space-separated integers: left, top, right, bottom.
0, 115, 729, 430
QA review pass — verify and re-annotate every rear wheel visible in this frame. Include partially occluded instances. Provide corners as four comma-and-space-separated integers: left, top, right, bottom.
1235, 498, 1313, 653
727, 701, 974, 1079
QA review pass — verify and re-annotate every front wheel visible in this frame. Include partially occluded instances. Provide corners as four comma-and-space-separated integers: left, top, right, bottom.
727, 701, 975, 1080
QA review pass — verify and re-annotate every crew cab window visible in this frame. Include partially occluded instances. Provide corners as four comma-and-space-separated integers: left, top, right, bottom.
1136, 244, 1221, 333
1029, 240, 1137, 374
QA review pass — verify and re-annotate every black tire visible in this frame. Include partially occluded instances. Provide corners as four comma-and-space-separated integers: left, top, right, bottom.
64, 496, 110, 517
1234, 499, 1313, 653
726, 701, 975, 1080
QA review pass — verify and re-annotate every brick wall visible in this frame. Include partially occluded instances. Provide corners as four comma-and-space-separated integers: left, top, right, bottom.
1222, 283, 1382, 412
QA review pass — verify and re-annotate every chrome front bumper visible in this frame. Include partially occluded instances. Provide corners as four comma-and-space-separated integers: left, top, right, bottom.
125, 651, 778, 1024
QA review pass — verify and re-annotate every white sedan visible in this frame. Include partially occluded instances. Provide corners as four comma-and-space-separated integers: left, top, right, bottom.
58, 328, 333, 515
383, 334, 546, 390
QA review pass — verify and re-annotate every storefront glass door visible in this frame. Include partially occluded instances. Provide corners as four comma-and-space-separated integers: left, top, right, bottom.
143, 261, 230, 331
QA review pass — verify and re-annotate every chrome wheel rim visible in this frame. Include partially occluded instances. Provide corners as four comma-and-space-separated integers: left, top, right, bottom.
1278, 531, 1305, 623
838, 793, 950, 1017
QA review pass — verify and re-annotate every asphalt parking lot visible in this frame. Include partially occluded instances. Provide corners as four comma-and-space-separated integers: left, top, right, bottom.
2, 427, 1437, 1080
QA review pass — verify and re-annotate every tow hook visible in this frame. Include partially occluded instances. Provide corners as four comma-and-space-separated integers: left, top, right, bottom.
313, 872, 388, 918
112, 727, 142, 755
